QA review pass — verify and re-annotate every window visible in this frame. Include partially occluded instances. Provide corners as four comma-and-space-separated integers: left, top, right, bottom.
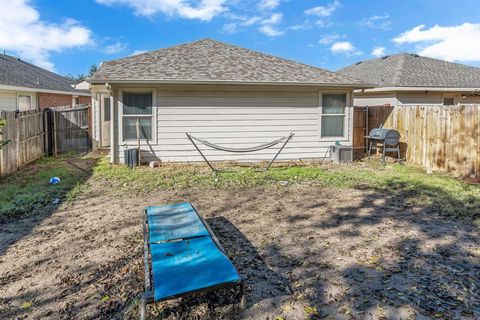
103, 97, 111, 121
73, 96, 79, 106
122, 92, 153, 140
443, 97, 454, 106
321, 93, 347, 138
18, 95, 32, 111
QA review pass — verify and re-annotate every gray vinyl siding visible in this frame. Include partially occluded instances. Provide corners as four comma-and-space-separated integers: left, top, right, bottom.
353, 93, 398, 107
396, 91, 480, 105
114, 86, 353, 163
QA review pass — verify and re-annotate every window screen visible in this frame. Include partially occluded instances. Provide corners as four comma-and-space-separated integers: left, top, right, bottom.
123, 117, 152, 140
321, 94, 346, 137
123, 93, 152, 114
103, 97, 111, 121
122, 92, 153, 140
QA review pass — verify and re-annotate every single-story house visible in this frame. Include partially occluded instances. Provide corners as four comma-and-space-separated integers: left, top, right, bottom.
89, 39, 369, 164
338, 53, 480, 107
0, 53, 91, 111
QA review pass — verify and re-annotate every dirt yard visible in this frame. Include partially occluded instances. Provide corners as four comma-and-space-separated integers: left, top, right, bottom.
1, 159, 479, 319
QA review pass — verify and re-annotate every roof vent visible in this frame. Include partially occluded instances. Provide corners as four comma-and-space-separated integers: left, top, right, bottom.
381, 55, 390, 60
355, 61, 362, 65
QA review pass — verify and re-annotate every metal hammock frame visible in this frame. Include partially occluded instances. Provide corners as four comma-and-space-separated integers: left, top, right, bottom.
186, 132, 294, 173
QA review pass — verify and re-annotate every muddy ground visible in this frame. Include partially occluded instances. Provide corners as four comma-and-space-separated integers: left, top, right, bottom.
1, 168, 479, 319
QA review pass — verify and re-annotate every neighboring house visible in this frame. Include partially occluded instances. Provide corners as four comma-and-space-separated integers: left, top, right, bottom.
338, 53, 480, 107
0, 54, 91, 111
89, 39, 369, 164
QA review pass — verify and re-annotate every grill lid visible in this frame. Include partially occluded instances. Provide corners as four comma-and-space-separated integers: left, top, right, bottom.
368, 128, 400, 146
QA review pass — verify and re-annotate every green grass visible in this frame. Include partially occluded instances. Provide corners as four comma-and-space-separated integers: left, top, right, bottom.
92, 158, 480, 218
0, 156, 89, 221
1, 156, 479, 220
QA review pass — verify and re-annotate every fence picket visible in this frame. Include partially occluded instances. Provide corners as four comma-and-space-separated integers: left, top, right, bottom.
353, 105, 480, 178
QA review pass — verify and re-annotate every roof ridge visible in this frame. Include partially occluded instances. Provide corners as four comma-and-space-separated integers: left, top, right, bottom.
391, 54, 407, 86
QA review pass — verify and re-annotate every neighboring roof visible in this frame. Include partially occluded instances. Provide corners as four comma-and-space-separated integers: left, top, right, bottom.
338, 53, 480, 89
90, 39, 368, 87
0, 54, 89, 95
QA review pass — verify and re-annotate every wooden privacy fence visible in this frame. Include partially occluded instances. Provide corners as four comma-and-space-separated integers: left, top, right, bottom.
0, 110, 45, 176
46, 106, 91, 155
354, 105, 480, 178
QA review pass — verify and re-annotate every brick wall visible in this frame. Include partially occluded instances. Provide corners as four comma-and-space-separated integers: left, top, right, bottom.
38, 93, 73, 109
38, 93, 91, 109
78, 96, 91, 105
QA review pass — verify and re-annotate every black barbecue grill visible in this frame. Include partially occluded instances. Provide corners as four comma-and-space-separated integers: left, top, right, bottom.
366, 127, 401, 162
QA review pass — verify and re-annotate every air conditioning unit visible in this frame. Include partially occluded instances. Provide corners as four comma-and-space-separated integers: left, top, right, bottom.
124, 148, 139, 168
329, 145, 353, 164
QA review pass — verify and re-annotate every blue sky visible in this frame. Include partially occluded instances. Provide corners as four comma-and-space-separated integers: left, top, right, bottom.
2, 0, 480, 77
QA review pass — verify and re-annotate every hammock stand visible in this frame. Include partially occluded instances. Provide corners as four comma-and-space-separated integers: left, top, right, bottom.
186, 133, 295, 174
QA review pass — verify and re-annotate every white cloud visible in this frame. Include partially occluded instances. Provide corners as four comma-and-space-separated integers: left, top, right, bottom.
372, 47, 386, 57
305, 1, 340, 17
261, 12, 283, 25
221, 22, 239, 33
103, 41, 128, 54
259, 25, 284, 36
288, 22, 311, 31
318, 33, 344, 45
0, 0, 93, 70
243, 16, 262, 26
360, 14, 391, 30
393, 23, 480, 62
258, 12, 284, 36
330, 41, 354, 53
258, 0, 280, 10
221, 16, 262, 34
130, 49, 148, 56
96, 0, 226, 21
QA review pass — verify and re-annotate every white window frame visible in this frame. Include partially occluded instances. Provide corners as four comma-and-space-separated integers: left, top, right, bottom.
16, 93, 34, 111
118, 88, 157, 144
318, 90, 351, 141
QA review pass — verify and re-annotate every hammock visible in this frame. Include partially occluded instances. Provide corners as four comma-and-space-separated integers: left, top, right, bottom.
186, 133, 293, 153
186, 132, 294, 173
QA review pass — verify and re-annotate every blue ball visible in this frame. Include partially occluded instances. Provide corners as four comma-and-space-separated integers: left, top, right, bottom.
49, 177, 60, 185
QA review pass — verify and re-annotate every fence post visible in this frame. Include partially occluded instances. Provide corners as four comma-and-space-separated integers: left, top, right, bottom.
0, 111, 3, 175
53, 109, 58, 156
15, 113, 20, 170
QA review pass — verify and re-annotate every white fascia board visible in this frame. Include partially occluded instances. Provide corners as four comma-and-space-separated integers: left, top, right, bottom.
88, 79, 373, 89
355, 86, 480, 93
0, 84, 91, 96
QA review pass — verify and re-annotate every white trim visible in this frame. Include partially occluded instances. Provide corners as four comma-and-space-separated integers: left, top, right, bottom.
318, 90, 351, 141
0, 84, 91, 96
110, 92, 115, 163
118, 88, 157, 145
356, 86, 480, 93
89, 79, 372, 88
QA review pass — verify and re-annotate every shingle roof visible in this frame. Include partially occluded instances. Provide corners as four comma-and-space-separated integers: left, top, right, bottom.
91, 39, 367, 87
338, 53, 480, 88
0, 54, 86, 94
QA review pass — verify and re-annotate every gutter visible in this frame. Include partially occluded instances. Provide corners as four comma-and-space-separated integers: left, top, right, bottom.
87, 79, 374, 89
356, 86, 480, 93
0, 84, 91, 96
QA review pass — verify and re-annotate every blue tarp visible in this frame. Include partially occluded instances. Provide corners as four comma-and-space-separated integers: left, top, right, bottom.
146, 203, 209, 243
146, 203, 241, 302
